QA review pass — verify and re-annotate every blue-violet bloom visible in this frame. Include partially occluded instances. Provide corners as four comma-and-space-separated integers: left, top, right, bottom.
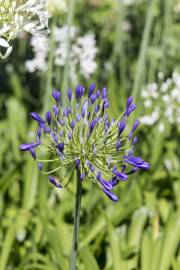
19, 84, 150, 202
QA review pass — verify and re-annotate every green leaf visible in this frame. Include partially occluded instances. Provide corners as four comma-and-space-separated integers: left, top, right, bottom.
141, 227, 153, 270
80, 246, 99, 270
108, 222, 125, 270
128, 207, 148, 252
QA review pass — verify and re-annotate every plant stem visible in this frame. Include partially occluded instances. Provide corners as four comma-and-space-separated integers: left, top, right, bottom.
132, 0, 157, 103
42, 18, 56, 114
69, 171, 82, 270
62, 0, 76, 106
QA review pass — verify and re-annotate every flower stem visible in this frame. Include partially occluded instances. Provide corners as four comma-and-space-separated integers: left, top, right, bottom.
62, 0, 76, 106
42, 17, 56, 114
69, 171, 82, 270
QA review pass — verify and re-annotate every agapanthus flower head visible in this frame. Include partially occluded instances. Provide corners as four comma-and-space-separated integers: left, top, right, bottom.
20, 84, 150, 202
0, 0, 49, 58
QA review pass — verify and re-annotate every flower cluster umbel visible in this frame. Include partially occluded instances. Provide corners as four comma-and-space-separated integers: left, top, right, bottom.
20, 84, 150, 202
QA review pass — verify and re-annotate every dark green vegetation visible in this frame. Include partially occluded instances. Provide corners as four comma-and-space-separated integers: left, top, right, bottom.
0, 0, 179, 269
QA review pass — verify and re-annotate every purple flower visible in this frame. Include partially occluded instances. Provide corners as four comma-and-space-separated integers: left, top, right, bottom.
126, 104, 136, 116
97, 171, 113, 191
38, 163, 43, 170
80, 173, 85, 181
132, 136, 138, 145
76, 84, 84, 99
75, 158, 80, 168
102, 87, 107, 99
118, 120, 126, 135
19, 84, 149, 202
37, 127, 42, 140
90, 119, 96, 133
113, 169, 128, 181
57, 143, 64, 153
30, 112, 45, 124
126, 96, 133, 109
68, 132, 72, 140
132, 120, 140, 132
124, 96, 136, 116
94, 105, 100, 113
53, 105, 59, 116
109, 177, 119, 187
76, 114, 81, 122
102, 189, 118, 202
48, 176, 62, 188
103, 99, 109, 109
70, 120, 75, 130
91, 93, 97, 104
123, 156, 150, 170
46, 111, 51, 126
19, 142, 40, 151
116, 139, 121, 151
88, 83, 96, 97
52, 89, 60, 103
60, 130, 64, 137
96, 90, 100, 98
127, 167, 139, 175
30, 148, 36, 159
67, 89, 72, 101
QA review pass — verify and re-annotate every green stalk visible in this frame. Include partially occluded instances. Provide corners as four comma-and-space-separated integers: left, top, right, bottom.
159, 0, 172, 72
0, 225, 16, 270
62, 0, 76, 105
117, 0, 126, 92
132, 0, 157, 103
43, 18, 56, 114
69, 171, 82, 270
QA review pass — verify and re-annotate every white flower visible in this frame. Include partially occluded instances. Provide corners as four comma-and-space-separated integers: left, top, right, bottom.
140, 115, 156, 125
26, 25, 98, 80
141, 90, 149, 99
76, 33, 98, 78
25, 35, 48, 72
171, 88, 179, 98
144, 99, 152, 108
0, 37, 9, 48
158, 123, 165, 133
141, 71, 180, 129
172, 71, 180, 88
158, 71, 164, 80
0, 0, 49, 58
149, 83, 158, 92
162, 94, 170, 103
140, 109, 159, 125
161, 82, 169, 93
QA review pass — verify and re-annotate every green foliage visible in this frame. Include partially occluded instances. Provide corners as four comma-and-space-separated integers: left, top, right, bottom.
0, 0, 179, 269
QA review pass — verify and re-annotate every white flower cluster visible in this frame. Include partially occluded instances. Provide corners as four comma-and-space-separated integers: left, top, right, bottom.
140, 71, 180, 132
25, 36, 48, 73
26, 25, 98, 81
0, 0, 49, 59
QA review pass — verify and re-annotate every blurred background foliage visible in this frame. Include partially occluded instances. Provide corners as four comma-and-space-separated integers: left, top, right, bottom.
0, 0, 180, 269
